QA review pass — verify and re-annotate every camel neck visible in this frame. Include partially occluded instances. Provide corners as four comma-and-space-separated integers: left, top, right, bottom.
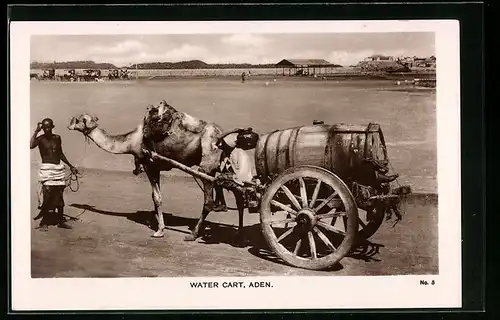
87, 126, 142, 155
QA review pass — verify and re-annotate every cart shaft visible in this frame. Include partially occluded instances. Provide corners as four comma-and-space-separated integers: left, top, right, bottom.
147, 151, 216, 182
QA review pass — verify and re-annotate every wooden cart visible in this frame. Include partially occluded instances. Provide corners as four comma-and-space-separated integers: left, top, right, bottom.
149, 121, 411, 270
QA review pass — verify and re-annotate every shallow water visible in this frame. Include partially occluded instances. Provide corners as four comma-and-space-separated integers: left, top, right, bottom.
30, 77, 436, 192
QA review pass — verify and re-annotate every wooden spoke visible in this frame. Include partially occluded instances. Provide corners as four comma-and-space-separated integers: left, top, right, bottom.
317, 221, 346, 236
316, 208, 346, 220
274, 210, 288, 215
313, 191, 339, 213
309, 180, 322, 208
280, 185, 303, 211
308, 231, 317, 259
298, 177, 308, 208
313, 226, 337, 252
277, 227, 295, 243
293, 238, 302, 255
269, 217, 297, 226
270, 200, 297, 216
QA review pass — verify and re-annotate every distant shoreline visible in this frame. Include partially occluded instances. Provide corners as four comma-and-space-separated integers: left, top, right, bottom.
138, 73, 436, 81
30, 68, 436, 82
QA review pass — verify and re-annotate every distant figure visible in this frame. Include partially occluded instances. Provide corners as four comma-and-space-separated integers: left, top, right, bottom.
241, 72, 246, 83
30, 118, 78, 231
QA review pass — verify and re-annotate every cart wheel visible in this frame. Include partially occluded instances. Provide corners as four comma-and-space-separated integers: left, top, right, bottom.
332, 205, 385, 240
260, 165, 358, 270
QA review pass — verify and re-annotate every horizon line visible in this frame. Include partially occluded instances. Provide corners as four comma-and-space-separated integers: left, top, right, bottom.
29, 54, 435, 68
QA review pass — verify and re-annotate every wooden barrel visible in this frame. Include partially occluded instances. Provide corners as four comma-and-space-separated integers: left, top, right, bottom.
254, 123, 388, 184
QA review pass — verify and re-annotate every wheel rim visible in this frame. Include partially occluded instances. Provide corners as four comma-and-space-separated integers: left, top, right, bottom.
260, 166, 358, 270
331, 206, 385, 239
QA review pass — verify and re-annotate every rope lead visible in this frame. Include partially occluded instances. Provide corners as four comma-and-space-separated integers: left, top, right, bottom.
66, 171, 82, 192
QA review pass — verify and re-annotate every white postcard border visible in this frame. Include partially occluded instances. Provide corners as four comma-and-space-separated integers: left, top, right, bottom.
10, 20, 461, 311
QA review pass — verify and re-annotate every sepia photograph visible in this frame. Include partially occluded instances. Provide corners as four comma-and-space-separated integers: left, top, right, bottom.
10, 20, 461, 310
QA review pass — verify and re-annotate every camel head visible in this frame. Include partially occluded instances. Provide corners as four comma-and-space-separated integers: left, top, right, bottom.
68, 114, 100, 135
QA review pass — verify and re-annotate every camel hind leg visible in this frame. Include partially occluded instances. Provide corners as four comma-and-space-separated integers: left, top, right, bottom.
198, 124, 223, 174
184, 124, 222, 241
198, 123, 224, 211
184, 179, 214, 241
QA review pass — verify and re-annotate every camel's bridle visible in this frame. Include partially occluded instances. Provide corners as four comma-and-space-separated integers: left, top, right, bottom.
82, 125, 97, 137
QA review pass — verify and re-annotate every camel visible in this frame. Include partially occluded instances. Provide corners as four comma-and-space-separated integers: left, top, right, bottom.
67, 100, 248, 242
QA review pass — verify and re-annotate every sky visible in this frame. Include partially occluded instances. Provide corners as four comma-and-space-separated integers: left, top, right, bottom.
31, 33, 435, 67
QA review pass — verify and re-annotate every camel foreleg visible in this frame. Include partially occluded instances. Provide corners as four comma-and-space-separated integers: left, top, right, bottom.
145, 166, 165, 238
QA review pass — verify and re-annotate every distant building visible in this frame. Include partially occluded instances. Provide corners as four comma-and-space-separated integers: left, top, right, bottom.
413, 58, 427, 67
275, 59, 338, 76
425, 56, 437, 68
364, 54, 394, 61
393, 55, 436, 69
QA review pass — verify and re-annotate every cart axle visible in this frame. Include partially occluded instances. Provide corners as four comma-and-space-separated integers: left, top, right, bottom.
296, 209, 317, 231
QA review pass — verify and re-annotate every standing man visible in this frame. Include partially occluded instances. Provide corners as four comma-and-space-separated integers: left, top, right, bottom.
30, 118, 78, 231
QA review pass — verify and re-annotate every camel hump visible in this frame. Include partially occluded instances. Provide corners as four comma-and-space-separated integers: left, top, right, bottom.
179, 113, 207, 134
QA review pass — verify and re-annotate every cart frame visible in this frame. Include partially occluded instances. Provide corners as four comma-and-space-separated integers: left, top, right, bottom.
146, 128, 410, 271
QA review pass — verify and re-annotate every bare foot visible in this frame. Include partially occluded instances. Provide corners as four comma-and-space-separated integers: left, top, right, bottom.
151, 230, 164, 238
58, 222, 73, 229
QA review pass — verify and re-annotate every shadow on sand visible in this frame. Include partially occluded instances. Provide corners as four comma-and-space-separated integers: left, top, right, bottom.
348, 240, 385, 262
70, 203, 385, 271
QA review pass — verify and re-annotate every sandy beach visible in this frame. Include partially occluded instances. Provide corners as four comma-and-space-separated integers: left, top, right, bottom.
30, 165, 438, 277
29, 77, 438, 277
30, 78, 438, 193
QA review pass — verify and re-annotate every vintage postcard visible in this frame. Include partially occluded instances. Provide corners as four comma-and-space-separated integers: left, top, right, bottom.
10, 20, 461, 311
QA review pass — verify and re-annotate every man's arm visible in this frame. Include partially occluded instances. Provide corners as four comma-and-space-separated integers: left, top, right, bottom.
58, 137, 78, 173
30, 123, 42, 149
